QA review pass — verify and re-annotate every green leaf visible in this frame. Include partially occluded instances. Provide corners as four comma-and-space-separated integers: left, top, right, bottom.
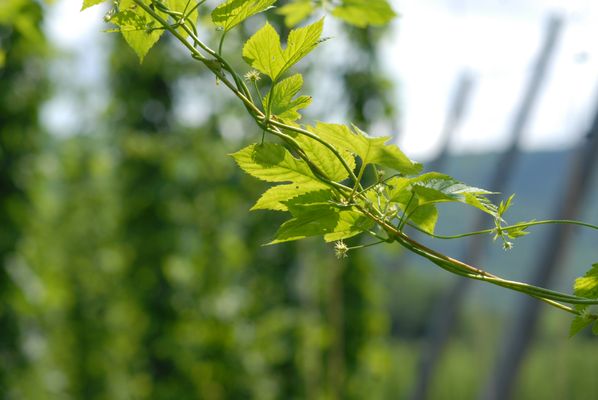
231, 142, 321, 184
111, 8, 165, 62
263, 73, 312, 122
569, 315, 593, 337
81, 0, 106, 10
332, 0, 396, 27
232, 143, 336, 211
569, 263, 598, 336
503, 222, 532, 240
212, 0, 276, 33
323, 209, 374, 242
269, 201, 372, 244
407, 204, 438, 234
573, 263, 598, 300
276, 0, 316, 27
407, 172, 497, 217
168, 0, 200, 36
312, 122, 422, 175
243, 19, 324, 81
252, 183, 329, 211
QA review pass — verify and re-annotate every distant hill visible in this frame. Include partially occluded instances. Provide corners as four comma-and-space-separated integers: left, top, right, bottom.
395, 148, 598, 297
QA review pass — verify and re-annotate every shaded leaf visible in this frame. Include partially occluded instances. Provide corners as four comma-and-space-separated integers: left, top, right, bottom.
406, 204, 438, 234
269, 201, 372, 244
569, 315, 593, 337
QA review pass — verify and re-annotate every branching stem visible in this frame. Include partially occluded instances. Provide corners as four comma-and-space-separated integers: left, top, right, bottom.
129, 0, 598, 321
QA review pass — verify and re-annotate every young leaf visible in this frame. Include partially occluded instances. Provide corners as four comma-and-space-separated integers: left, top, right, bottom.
331, 0, 396, 28
569, 263, 598, 336
313, 122, 422, 175
243, 19, 324, 81
276, 0, 316, 27
212, 0, 276, 33
574, 263, 598, 299
81, 0, 106, 10
407, 172, 498, 217
111, 9, 165, 62
263, 73, 312, 122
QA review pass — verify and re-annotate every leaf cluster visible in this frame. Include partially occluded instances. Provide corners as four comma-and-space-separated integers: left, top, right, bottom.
81, 0, 598, 336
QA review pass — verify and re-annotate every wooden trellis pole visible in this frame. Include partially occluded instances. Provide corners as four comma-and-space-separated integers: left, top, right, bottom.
480, 96, 598, 400
409, 15, 563, 400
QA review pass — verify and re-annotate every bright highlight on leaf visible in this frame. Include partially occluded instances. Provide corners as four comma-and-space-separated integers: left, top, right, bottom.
276, 0, 315, 27
332, 0, 396, 28
212, 0, 277, 32
312, 122, 422, 175
243, 19, 324, 81
111, 9, 165, 62
81, 0, 106, 11
276, 0, 396, 28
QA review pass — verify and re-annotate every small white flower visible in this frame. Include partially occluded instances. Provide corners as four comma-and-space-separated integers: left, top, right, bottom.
244, 70, 261, 82
334, 240, 349, 259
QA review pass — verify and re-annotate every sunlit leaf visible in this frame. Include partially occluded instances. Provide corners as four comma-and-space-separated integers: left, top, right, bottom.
331, 0, 396, 27
212, 0, 276, 33
276, 0, 316, 27
263, 73, 312, 122
81, 0, 106, 10
169, 0, 199, 36
231, 142, 320, 184
408, 172, 497, 217
111, 8, 165, 62
243, 19, 324, 81
313, 122, 421, 175
569, 263, 598, 337
252, 183, 329, 211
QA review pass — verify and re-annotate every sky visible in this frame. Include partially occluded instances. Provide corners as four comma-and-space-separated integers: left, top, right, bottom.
383, 0, 598, 159
44, 0, 598, 160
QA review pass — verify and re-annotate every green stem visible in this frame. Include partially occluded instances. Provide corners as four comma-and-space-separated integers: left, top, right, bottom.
133, 0, 598, 322
397, 192, 415, 231
269, 119, 362, 190
409, 219, 598, 240
350, 161, 367, 200
348, 239, 386, 251
218, 30, 227, 56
